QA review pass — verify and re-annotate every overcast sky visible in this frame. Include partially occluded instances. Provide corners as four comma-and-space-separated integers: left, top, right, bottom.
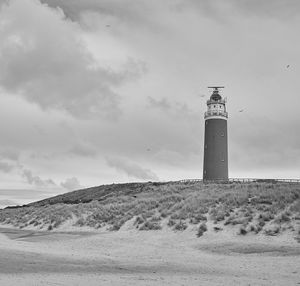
0, 0, 299, 206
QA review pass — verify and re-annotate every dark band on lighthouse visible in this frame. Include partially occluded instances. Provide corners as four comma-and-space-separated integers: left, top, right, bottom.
203, 87, 228, 181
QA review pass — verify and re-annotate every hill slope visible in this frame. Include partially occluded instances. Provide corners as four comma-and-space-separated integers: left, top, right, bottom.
0, 181, 299, 240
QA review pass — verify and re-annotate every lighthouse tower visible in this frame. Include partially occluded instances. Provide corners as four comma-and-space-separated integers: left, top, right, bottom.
203, 87, 228, 181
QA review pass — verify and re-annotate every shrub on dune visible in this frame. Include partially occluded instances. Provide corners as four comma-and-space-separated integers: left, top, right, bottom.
274, 212, 291, 224
264, 224, 281, 236
167, 218, 176, 227
174, 220, 187, 231
197, 222, 207, 237
238, 226, 247, 235
139, 221, 162, 230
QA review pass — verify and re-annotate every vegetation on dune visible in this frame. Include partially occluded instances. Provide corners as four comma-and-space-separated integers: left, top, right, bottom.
197, 222, 208, 237
0, 181, 299, 241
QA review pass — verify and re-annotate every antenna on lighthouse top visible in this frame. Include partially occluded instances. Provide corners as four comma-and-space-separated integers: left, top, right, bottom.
208, 86, 225, 91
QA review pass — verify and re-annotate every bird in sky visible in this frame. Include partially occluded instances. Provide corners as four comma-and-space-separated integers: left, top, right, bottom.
147, 148, 151, 152
239, 109, 244, 112
106, 24, 110, 28
286, 65, 290, 68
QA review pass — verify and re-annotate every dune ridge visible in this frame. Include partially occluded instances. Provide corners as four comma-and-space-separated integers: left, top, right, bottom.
0, 181, 299, 242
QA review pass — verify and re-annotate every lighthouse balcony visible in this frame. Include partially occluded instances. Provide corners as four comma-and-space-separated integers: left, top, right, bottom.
204, 110, 228, 119
206, 99, 226, 105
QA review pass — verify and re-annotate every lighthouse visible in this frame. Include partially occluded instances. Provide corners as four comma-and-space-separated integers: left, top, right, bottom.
203, 87, 228, 181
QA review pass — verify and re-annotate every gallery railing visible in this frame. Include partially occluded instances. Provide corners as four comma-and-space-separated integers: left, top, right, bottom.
176, 178, 300, 184
204, 111, 228, 118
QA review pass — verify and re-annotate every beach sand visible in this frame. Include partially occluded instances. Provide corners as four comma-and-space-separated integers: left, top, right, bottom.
0, 226, 300, 285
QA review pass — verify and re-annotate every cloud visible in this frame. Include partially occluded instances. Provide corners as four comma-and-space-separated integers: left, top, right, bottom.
60, 177, 82, 190
39, 0, 155, 26
147, 96, 194, 117
106, 156, 159, 181
0, 149, 19, 161
22, 169, 56, 187
231, 0, 300, 19
147, 96, 171, 111
0, 149, 19, 173
0, 161, 14, 173
0, 0, 144, 119
229, 117, 300, 171
176, 0, 300, 21
69, 142, 97, 157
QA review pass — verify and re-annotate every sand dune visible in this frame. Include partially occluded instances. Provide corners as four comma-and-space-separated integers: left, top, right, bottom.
0, 226, 300, 285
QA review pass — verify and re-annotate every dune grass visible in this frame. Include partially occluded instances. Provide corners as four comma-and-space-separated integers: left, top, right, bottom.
0, 181, 299, 240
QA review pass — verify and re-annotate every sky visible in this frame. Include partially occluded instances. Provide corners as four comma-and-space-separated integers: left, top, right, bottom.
0, 0, 299, 207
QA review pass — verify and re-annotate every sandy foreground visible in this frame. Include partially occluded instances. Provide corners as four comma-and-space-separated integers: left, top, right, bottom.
0, 225, 300, 286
